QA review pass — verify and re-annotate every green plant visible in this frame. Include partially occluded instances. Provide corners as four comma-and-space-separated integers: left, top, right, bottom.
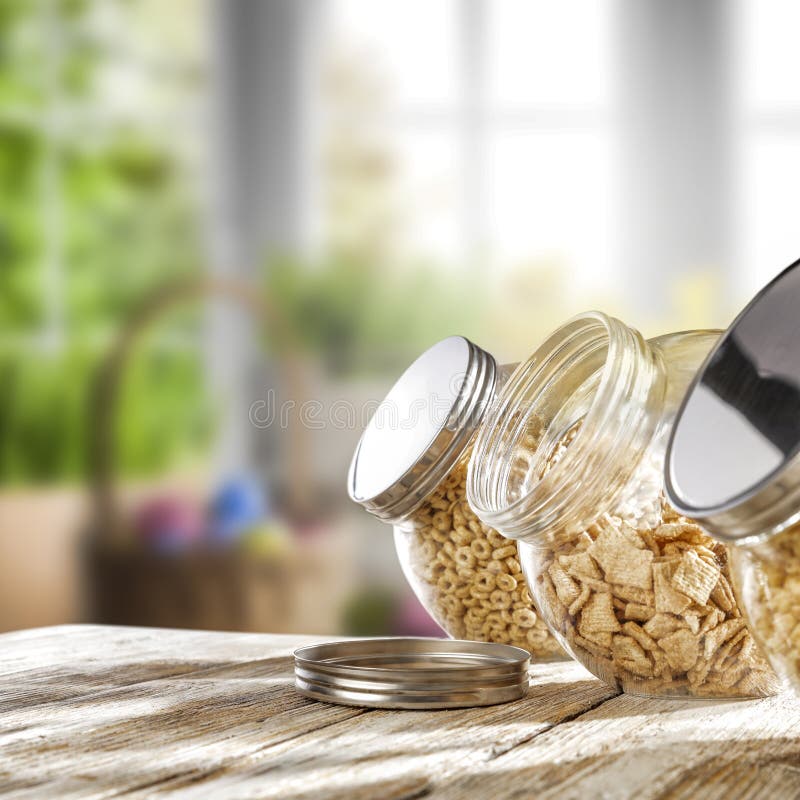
264, 254, 487, 376
0, 1, 210, 485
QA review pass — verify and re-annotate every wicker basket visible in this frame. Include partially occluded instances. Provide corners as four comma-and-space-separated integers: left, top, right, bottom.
85, 276, 352, 633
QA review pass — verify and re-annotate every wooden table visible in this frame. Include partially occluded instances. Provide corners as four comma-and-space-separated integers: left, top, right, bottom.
1, 625, 799, 799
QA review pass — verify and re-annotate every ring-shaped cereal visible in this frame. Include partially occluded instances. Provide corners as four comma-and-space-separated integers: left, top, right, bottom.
456, 566, 476, 581
474, 570, 496, 592
496, 573, 517, 592
431, 510, 451, 532
437, 570, 459, 594
465, 606, 487, 627
512, 607, 538, 628
442, 594, 463, 615
487, 530, 507, 547
527, 628, 547, 646
420, 565, 437, 582
454, 546, 476, 569
430, 526, 449, 543
470, 538, 492, 560
436, 549, 454, 568
508, 623, 523, 641
420, 539, 437, 561
490, 589, 512, 609
493, 544, 517, 560
485, 611, 506, 630
451, 526, 472, 547
469, 585, 490, 601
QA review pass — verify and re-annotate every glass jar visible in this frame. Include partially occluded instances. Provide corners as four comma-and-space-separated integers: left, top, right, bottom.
348, 337, 564, 659
468, 312, 780, 697
662, 259, 800, 695
728, 529, 800, 691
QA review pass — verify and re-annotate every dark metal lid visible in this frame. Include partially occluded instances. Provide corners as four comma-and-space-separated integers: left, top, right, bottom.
665, 258, 800, 542
294, 638, 529, 709
348, 336, 497, 522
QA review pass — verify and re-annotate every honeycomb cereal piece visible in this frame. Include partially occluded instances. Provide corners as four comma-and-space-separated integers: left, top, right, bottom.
531, 503, 778, 697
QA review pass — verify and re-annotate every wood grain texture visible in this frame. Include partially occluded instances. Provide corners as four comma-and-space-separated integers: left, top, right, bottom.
0, 625, 798, 799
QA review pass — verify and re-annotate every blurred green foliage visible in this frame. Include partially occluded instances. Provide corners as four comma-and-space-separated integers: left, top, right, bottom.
0, 0, 488, 485
265, 255, 485, 376
342, 587, 398, 637
0, 345, 89, 482
0, 0, 210, 485
0, 332, 213, 486
0, 119, 43, 328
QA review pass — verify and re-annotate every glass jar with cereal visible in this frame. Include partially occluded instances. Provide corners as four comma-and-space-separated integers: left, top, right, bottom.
665, 259, 800, 695
348, 336, 564, 659
468, 312, 780, 697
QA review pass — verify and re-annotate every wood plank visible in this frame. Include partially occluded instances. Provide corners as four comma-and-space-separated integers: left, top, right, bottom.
151, 661, 615, 800
433, 692, 800, 800
0, 627, 366, 797
0, 625, 324, 708
0, 626, 615, 799
0, 625, 798, 800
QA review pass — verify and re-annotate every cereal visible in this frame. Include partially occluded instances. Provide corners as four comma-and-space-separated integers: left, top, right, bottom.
496, 572, 518, 592
402, 455, 563, 659
672, 550, 720, 606
653, 560, 693, 615
731, 524, 800, 691
521, 422, 777, 695
529, 500, 778, 696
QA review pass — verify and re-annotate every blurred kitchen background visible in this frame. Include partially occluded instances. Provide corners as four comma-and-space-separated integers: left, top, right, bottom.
1, 0, 798, 636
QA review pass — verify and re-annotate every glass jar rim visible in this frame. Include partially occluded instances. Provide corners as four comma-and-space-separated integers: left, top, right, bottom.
467, 312, 666, 541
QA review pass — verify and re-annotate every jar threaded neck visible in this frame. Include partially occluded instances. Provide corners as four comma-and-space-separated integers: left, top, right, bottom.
467, 312, 666, 542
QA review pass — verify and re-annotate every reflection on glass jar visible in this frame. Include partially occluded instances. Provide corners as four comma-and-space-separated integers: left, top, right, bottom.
349, 336, 565, 660
469, 312, 780, 697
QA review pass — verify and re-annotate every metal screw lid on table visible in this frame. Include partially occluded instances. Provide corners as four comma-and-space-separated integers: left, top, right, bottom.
294, 638, 529, 709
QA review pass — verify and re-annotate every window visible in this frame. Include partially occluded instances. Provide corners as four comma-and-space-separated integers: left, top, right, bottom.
738, 0, 800, 294
324, 0, 616, 294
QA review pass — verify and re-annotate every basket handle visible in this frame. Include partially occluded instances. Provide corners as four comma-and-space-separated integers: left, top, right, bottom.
87, 275, 303, 544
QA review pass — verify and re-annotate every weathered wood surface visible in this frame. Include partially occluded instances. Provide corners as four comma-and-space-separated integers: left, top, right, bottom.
0, 625, 799, 799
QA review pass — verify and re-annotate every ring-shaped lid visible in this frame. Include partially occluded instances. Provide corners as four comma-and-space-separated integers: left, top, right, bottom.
294, 637, 529, 709
666, 258, 800, 541
348, 336, 497, 522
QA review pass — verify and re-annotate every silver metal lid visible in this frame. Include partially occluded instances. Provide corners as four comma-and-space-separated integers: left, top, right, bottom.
348, 336, 497, 522
666, 258, 800, 542
294, 637, 529, 709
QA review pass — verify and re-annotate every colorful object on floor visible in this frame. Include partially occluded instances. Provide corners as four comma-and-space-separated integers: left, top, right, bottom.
133, 495, 205, 553
239, 521, 292, 560
208, 476, 267, 544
